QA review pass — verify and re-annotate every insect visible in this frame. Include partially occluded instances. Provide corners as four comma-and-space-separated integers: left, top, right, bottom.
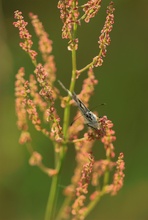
58, 80, 101, 131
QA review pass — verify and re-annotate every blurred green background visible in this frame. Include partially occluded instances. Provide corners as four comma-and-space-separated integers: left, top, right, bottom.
0, 0, 148, 219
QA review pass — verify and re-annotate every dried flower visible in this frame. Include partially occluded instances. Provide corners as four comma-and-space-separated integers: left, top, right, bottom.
26, 99, 41, 131
93, 1, 115, 67
44, 55, 57, 85
19, 131, 31, 145
82, 0, 102, 23
101, 117, 116, 158
29, 151, 42, 166
29, 74, 47, 112
13, 10, 37, 61
57, 0, 80, 50
110, 152, 125, 195
29, 13, 53, 60
34, 64, 63, 141
71, 153, 94, 219
15, 67, 28, 131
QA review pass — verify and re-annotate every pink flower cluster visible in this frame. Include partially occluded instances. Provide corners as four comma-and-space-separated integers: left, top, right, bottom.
57, 0, 79, 50
101, 116, 116, 158
71, 153, 94, 219
29, 13, 53, 61
82, 0, 102, 23
13, 10, 37, 60
14, 12, 63, 144
15, 67, 28, 131
109, 152, 125, 195
93, 1, 115, 67
98, 1, 115, 56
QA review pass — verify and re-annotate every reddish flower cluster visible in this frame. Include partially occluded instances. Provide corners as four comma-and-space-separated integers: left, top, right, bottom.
34, 64, 63, 142
29, 151, 42, 166
13, 10, 37, 60
15, 67, 48, 144
14, 11, 62, 144
99, 1, 114, 56
15, 68, 32, 144
86, 116, 111, 141
29, 74, 47, 112
15, 64, 62, 143
110, 152, 125, 195
19, 131, 31, 145
82, 0, 102, 23
93, 1, 115, 67
29, 13, 53, 60
15, 67, 28, 131
71, 153, 94, 219
101, 117, 116, 158
34, 63, 57, 102
26, 99, 41, 131
57, 0, 79, 50
29, 12, 57, 96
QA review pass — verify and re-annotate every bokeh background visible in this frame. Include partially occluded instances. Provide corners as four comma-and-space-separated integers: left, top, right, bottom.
0, 0, 148, 219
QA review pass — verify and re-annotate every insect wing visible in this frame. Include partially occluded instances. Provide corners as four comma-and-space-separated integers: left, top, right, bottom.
72, 93, 101, 130
71, 92, 89, 114
58, 80, 101, 130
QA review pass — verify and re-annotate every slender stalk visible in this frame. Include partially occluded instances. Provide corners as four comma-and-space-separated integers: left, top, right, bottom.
78, 49, 103, 75
44, 2, 78, 219
44, 174, 58, 220
78, 61, 94, 74
44, 145, 66, 220
48, 5, 78, 219
62, 48, 77, 142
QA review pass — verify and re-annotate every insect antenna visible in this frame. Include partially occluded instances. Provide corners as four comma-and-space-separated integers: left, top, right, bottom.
58, 80, 72, 97
70, 113, 83, 126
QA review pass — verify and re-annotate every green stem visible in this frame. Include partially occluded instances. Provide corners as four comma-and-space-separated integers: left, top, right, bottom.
44, 8, 78, 220
62, 26, 77, 142
52, 48, 77, 218
78, 49, 103, 75
44, 144, 65, 220
44, 174, 58, 220
78, 61, 94, 74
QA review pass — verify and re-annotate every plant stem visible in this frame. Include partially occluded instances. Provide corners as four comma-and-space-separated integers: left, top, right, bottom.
78, 61, 94, 74
44, 174, 58, 220
44, 2, 79, 219
44, 4, 78, 219
62, 48, 77, 142
77, 49, 103, 75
